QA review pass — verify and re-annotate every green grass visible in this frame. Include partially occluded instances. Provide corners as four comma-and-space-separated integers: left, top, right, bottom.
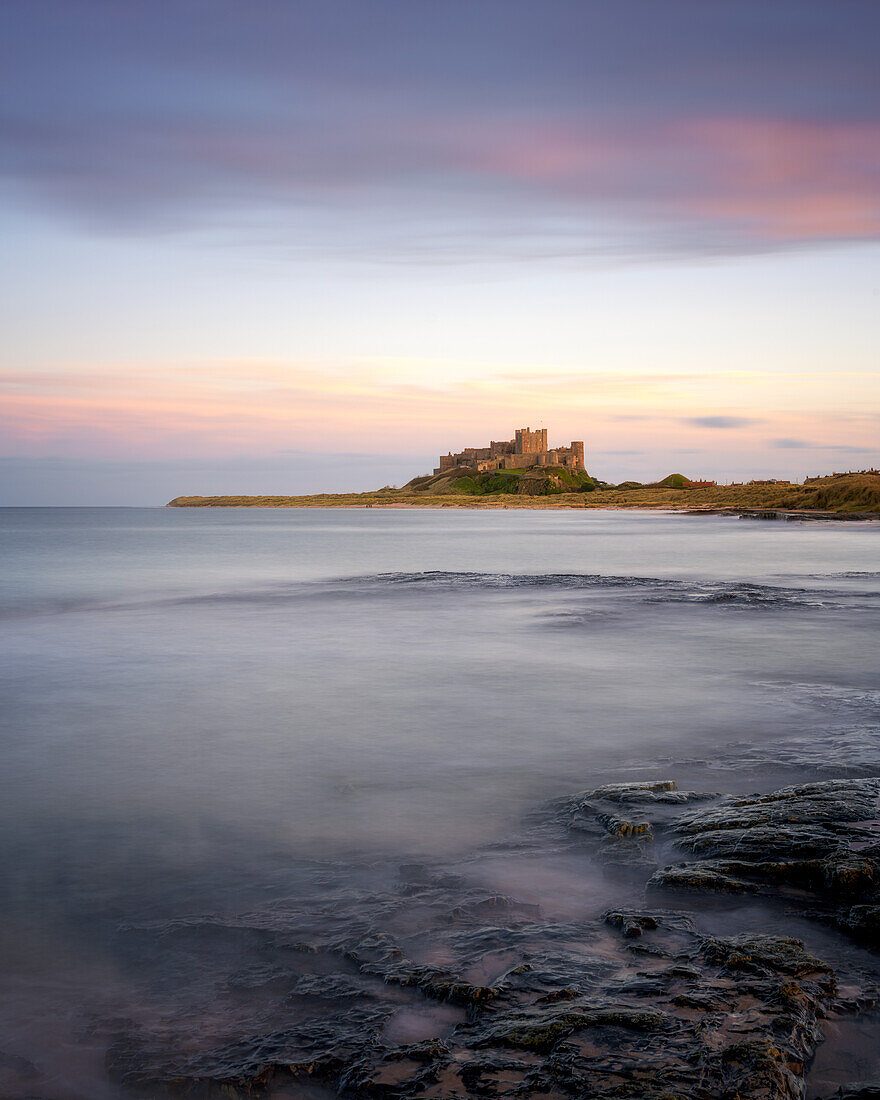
167, 472, 880, 514
654, 473, 689, 489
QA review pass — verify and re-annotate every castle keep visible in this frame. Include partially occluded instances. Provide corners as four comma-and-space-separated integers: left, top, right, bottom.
435, 427, 585, 475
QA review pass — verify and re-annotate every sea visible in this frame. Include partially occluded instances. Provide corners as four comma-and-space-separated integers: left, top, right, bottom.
1, 506, 878, 1097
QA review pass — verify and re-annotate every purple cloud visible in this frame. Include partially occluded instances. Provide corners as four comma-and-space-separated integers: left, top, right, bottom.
683, 417, 760, 429
1, 1, 879, 258
771, 438, 875, 453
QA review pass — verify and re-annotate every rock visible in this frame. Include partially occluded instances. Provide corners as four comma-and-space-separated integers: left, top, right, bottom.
0, 1051, 45, 1094
648, 862, 760, 894
592, 780, 678, 798
823, 1088, 880, 1099
338, 1039, 452, 1097
594, 810, 653, 837
653, 854, 825, 893
476, 1003, 674, 1053
699, 934, 834, 982
587, 779, 715, 805
597, 833, 657, 869
562, 793, 663, 869
822, 854, 879, 901
603, 910, 659, 938
676, 823, 842, 861
343, 933, 500, 1007
837, 903, 880, 944
106, 901, 844, 1099
102, 776, 880, 1100
643, 778, 880, 944
674, 779, 880, 836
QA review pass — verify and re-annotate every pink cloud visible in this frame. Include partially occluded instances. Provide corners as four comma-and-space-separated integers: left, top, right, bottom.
2, 364, 876, 462
672, 118, 880, 239
8, 99, 879, 253
405, 112, 880, 244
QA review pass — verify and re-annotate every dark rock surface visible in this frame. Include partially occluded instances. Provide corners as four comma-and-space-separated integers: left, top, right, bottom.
819, 1088, 880, 1099
107, 911, 839, 1098
101, 777, 880, 1098
646, 779, 880, 944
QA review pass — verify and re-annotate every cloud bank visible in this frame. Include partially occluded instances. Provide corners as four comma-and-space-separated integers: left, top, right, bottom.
683, 416, 761, 429
2, 1, 879, 260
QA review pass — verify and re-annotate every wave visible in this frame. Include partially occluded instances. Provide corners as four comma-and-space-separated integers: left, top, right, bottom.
752, 680, 880, 715
0, 582, 317, 622
0, 570, 860, 623
797, 571, 880, 579
648, 726, 880, 776
346, 571, 843, 610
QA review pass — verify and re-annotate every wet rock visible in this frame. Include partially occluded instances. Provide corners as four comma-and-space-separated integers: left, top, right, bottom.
644, 778, 880, 943
822, 854, 880, 901
343, 932, 500, 1007
588, 779, 716, 805
711, 1035, 805, 1100
563, 780, 712, 837
699, 934, 835, 982
676, 822, 842, 861
837, 904, 880, 943
474, 1002, 673, 1054
106, 1015, 373, 1097
821, 1086, 880, 1099
674, 779, 880, 836
105, 901, 845, 1099
591, 780, 678, 799
597, 833, 656, 869
398, 863, 463, 891
648, 861, 760, 894
101, 776, 880, 1100
563, 788, 670, 869
653, 854, 829, 895
445, 895, 540, 922
0, 1050, 46, 1095
594, 810, 652, 838
603, 910, 659, 938
337, 1039, 452, 1097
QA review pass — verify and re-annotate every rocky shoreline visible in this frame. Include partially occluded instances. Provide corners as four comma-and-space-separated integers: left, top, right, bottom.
166, 496, 880, 519
93, 776, 880, 1099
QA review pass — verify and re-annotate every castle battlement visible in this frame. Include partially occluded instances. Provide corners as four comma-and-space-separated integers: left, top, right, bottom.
434, 427, 585, 475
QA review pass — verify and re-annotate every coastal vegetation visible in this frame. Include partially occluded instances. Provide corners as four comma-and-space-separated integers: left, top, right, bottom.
167, 471, 880, 515
418, 467, 598, 496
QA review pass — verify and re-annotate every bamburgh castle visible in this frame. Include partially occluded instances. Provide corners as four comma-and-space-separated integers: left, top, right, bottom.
435, 427, 585, 475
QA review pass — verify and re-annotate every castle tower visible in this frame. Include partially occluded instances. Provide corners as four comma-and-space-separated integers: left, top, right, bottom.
515, 427, 548, 455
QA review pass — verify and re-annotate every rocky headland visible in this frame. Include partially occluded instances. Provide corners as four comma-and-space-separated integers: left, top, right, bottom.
167, 471, 880, 516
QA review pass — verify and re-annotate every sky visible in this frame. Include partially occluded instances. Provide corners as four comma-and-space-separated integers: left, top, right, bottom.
1, 0, 878, 504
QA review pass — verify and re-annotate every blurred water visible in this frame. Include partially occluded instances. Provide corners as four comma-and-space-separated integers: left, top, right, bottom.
0, 506, 878, 1096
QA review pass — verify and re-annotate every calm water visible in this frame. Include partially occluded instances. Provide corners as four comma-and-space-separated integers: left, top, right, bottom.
1, 506, 878, 1097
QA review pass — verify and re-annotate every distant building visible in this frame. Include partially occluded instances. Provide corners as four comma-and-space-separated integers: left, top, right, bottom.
434, 426, 585, 475
682, 480, 716, 489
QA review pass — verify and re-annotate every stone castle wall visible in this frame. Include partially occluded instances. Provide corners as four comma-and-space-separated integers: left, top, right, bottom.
435, 426, 585, 475
515, 427, 547, 455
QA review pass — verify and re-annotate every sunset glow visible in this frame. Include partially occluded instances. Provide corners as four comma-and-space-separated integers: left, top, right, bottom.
1, 1, 878, 502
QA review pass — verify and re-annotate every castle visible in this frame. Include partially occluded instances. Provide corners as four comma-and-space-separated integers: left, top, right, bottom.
434, 427, 585, 475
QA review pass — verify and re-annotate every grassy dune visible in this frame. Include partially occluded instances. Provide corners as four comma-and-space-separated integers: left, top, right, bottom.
580, 473, 880, 514
168, 472, 880, 515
